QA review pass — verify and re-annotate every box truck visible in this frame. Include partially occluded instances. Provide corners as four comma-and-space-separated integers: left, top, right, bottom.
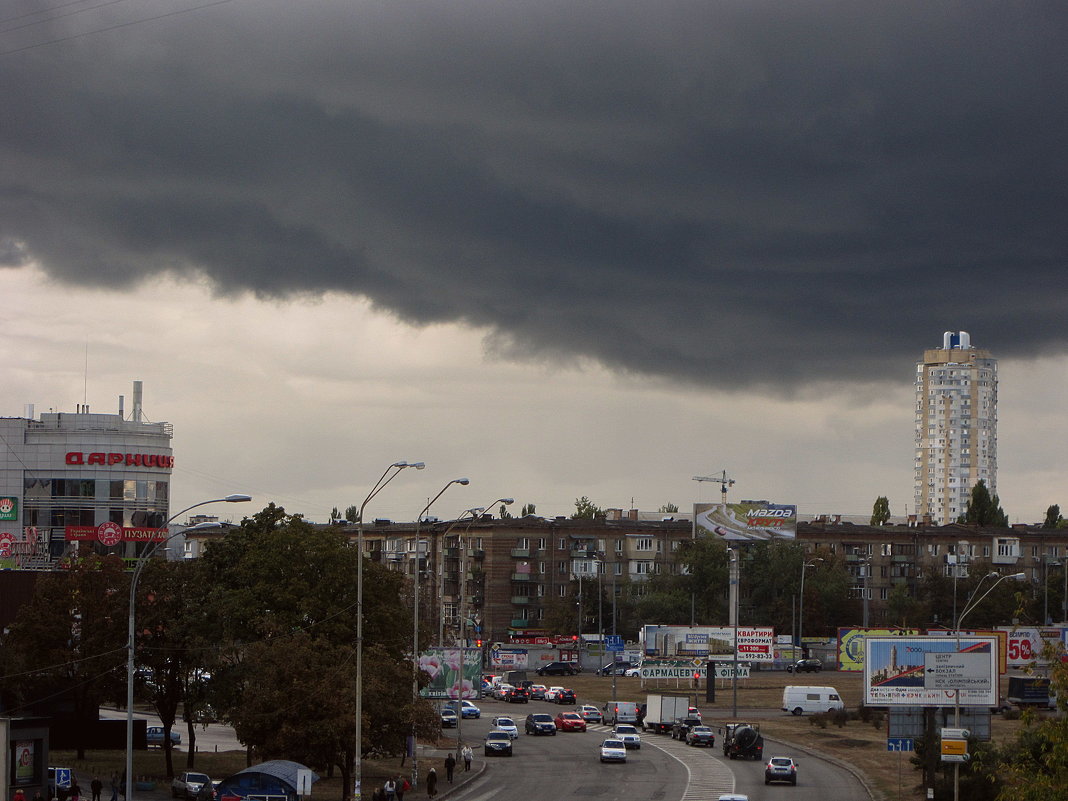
643, 694, 691, 733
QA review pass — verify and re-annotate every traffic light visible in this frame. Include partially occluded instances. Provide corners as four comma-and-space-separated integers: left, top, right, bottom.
476, 639, 483, 647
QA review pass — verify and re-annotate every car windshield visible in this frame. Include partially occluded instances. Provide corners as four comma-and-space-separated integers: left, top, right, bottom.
532, 715, 552, 722
496, 718, 515, 726
562, 713, 580, 720
186, 775, 210, 784
615, 725, 637, 734
693, 727, 711, 733
602, 740, 624, 748
487, 732, 510, 741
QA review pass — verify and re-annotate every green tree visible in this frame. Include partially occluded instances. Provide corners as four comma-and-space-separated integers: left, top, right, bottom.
996, 641, 1068, 800
1043, 504, 1064, 529
870, 496, 891, 526
498, 504, 513, 519
520, 503, 536, 517
344, 505, 359, 522
673, 535, 731, 624
659, 503, 679, 514
572, 496, 606, 519
959, 480, 1008, 526
197, 504, 421, 796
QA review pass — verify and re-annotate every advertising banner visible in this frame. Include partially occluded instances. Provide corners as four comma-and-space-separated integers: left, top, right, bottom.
490, 647, 530, 670
694, 502, 797, 541
864, 636, 998, 707
0, 497, 18, 521
837, 628, 921, 672
641, 625, 774, 662
65, 524, 166, 542
995, 627, 1065, 666
418, 647, 482, 699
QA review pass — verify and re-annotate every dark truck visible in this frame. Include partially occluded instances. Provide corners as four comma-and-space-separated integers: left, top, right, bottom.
722, 721, 764, 760
1007, 676, 1057, 708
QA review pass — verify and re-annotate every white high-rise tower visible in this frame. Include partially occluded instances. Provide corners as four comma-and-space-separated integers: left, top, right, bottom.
914, 331, 998, 525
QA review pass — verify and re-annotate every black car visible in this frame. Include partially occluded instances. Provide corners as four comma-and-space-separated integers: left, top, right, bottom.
484, 731, 513, 756
555, 688, 577, 704
524, 713, 557, 736
787, 658, 823, 673
536, 662, 577, 676
508, 686, 530, 703
597, 661, 634, 676
670, 716, 702, 740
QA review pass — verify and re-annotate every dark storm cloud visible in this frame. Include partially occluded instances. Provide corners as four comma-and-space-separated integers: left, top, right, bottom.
2, 0, 1066, 385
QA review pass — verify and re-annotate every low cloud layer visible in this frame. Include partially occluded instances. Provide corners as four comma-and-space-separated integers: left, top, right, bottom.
3, 1, 1066, 386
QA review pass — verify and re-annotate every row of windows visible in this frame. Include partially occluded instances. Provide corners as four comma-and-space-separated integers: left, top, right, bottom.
24, 478, 169, 503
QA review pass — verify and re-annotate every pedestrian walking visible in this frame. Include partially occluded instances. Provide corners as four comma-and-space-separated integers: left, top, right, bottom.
69, 782, 81, 801
14, 789, 25, 801
90, 778, 102, 801
444, 753, 455, 783
461, 744, 472, 772
382, 778, 396, 801
425, 768, 437, 798
108, 773, 119, 801
396, 777, 409, 801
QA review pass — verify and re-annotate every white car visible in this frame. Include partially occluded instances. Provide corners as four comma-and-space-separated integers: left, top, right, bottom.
623, 666, 642, 677
492, 716, 519, 739
171, 772, 211, 800
494, 683, 515, 700
612, 724, 641, 749
717, 796, 749, 801
544, 686, 564, 701
599, 738, 628, 763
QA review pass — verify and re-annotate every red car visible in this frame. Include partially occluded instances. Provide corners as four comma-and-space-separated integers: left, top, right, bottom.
554, 712, 587, 732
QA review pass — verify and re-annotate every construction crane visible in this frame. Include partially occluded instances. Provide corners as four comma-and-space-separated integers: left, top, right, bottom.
692, 470, 735, 505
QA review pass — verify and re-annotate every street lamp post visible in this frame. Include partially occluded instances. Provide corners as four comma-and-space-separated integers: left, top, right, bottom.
453, 499, 511, 763
951, 571, 1026, 801
727, 548, 739, 717
126, 494, 251, 801
354, 462, 423, 801
411, 478, 469, 790
861, 559, 871, 629
797, 558, 822, 659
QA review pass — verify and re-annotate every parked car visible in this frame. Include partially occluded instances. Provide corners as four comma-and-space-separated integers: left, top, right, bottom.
685, 726, 716, 747
147, 726, 181, 746
171, 773, 212, 800
524, 713, 557, 736
536, 661, 577, 676
491, 716, 519, 739
786, 658, 822, 673
555, 688, 577, 704
597, 661, 634, 676
484, 731, 513, 757
612, 724, 641, 749
440, 708, 458, 728
446, 700, 481, 719
623, 665, 642, 677
579, 704, 604, 723
554, 712, 587, 732
528, 684, 548, 700
599, 739, 628, 763
765, 756, 799, 785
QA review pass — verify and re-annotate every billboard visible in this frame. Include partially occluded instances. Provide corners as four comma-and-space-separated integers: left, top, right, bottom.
864, 636, 999, 707
837, 628, 921, 672
694, 502, 797, 540
640, 624, 774, 662
418, 647, 482, 700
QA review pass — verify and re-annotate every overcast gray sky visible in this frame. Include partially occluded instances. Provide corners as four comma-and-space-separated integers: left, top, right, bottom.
2, 1, 1066, 523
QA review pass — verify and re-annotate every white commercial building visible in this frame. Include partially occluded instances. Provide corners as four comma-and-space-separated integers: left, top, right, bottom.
914, 331, 998, 526
0, 381, 173, 569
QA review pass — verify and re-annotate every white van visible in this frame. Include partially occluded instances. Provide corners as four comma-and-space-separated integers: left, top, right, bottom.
781, 685, 844, 716
603, 701, 640, 724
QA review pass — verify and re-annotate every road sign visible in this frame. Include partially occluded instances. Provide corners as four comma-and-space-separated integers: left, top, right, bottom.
941, 727, 970, 740
941, 739, 967, 756
887, 738, 914, 752
605, 635, 624, 652
924, 652, 993, 691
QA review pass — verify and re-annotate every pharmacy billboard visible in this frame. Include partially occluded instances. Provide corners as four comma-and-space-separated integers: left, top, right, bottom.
694, 502, 796, 541
864, 636, 998, 707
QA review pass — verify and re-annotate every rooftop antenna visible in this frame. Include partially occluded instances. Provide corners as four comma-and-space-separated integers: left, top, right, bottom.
692, 469, 735, 505
83, 339, 89, 407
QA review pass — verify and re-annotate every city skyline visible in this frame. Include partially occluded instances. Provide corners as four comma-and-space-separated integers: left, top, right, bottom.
3, 3, 1066, 524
